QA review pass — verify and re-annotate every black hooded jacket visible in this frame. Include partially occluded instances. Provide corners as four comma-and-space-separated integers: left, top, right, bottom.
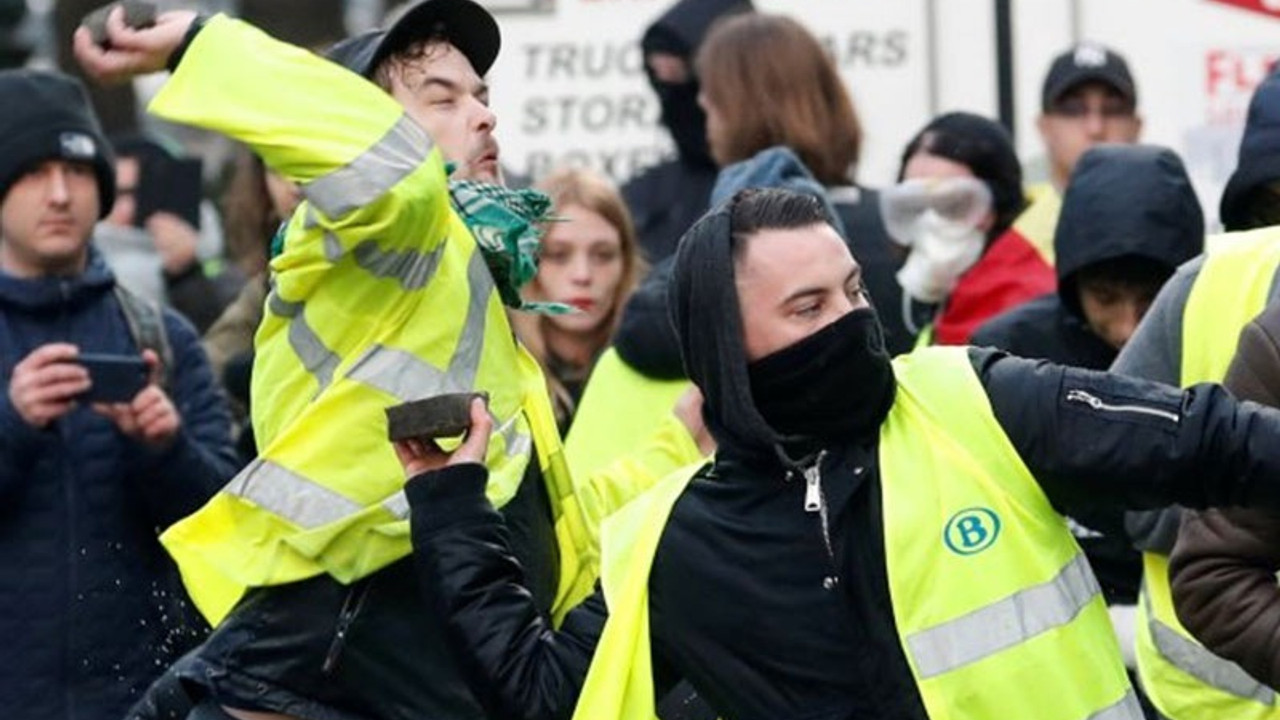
621, 0, 751, 264
974, 145, 1204, 372
404, 199, 1280, 720
1219, 67, 1280, 231
972, 145, 1203, 603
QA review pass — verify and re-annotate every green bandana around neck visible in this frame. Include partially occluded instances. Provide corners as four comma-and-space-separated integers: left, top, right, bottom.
448, 176, 571, 315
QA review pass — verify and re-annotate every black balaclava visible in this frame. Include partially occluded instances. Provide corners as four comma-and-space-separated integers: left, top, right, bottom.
669, 190, 895, 465
641, 0, 752, 169
748, 307, 895, 444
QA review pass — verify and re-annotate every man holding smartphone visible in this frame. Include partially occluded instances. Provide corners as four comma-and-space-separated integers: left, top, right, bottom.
0, 68, 239, 720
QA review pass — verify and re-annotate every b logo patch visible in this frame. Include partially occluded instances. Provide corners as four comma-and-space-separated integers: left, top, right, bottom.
944, 507, 1000, 555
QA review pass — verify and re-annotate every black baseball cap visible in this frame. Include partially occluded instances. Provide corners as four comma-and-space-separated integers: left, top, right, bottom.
1041, 42, 1137, 112
325, 0, 500, 79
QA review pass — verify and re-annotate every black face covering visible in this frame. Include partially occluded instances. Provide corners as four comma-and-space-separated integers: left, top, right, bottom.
748, 308, 896, 444
654, 80, 715, 169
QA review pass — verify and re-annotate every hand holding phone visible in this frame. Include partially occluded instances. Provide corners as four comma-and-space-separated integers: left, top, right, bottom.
89, 349, 181, 448
76, 352, 149, 403
7, 343, 90, 428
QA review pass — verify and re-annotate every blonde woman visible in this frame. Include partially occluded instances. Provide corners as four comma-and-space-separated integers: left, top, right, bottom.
513, 167, 645, 431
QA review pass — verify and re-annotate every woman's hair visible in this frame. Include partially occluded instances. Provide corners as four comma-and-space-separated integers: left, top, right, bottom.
220, 145, 280, 278
897, 112, 1027, 241
510, 167, 645, 418
696, 13, 862, 186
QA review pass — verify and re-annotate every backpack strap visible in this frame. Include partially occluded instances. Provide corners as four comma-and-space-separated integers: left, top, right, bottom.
112, 284, 173, 391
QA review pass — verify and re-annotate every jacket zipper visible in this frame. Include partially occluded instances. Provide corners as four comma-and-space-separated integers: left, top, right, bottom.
323, 578, 372, 674
61, 281, 77, 718
1064, 389, 1180, 424
800, 450, 840, 590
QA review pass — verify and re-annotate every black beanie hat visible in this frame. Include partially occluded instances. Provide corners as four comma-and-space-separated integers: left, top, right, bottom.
0, 70, 115, 217
1219, 67, 1280, 231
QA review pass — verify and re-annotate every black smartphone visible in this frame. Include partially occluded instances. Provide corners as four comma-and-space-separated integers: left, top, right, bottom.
75, 353, 149, 403
135, 156, 203, 230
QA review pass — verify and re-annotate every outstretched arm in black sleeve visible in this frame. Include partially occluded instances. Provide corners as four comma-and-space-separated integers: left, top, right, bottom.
406, 461, 606, 720
972, 346, 1280, 515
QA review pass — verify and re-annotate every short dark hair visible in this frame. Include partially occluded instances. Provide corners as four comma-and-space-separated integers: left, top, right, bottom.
1234, 181, 1280, 231
728, 187, 829, 260
1074, 254, 1171, 298
371, 36, 452, 91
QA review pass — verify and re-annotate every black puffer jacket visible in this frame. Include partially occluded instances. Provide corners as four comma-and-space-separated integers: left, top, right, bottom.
0, 250, 238, 720
409, 347, 1280, 720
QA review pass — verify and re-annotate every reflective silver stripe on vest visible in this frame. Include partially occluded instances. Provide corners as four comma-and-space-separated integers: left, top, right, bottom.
1088, 690, 1144, 720
346, 248, 533, 458
351, 238, 445, 290
268, 291, 342, 393
347, 249, 494, 398
303, 114, 434, 218
381, 490, 410, 520
1143, 587, 1276, 703
323, 229, 342, 262
347, 345, 457, 401
452, 247, 494, 389
907, 553, 1100, 678
227, 458, 363, 529
495, 408, 533, 460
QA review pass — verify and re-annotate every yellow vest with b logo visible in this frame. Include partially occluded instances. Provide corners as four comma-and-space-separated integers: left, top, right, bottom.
1134, 226, 1280, 720
573, 346, 1138, 720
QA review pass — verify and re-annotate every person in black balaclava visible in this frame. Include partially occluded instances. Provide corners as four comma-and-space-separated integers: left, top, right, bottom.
400, 187, 1280, 720
621, 0, 752, 264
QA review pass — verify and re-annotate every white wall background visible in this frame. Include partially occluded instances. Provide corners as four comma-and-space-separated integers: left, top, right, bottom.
486, 0, 1280, 228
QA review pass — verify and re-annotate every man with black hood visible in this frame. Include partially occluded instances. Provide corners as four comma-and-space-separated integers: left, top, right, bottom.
621, 0, 751, 264
1105, 67, 1280, 720
399, 187, 1280, 720
975, 143, 1203, 376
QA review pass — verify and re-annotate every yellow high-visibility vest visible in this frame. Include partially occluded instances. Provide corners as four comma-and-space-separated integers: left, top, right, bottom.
147, 17, 694, 624
574, 346, 1138, 720
563, 348, 690, 482
1134, 226, 1280, 720
1013, 183, 1062, 267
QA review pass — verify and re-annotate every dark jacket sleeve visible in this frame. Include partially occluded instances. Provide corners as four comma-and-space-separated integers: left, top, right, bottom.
1169, 304, 1280, 689
132, 309, 239, 529
408, 463, 606, 720
972, 346, 1280, 516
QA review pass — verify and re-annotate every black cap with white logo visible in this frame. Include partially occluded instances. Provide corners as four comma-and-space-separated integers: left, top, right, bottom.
0, 69, 115, 216
1041, 42, 1137, 112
